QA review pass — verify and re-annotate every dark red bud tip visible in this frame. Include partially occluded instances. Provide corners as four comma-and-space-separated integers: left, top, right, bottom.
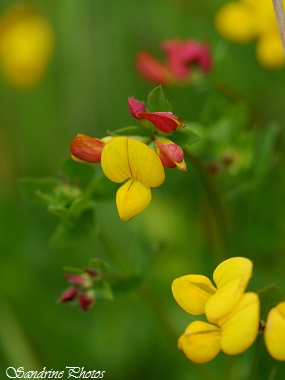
59, 288, 78, 302
128, 97, 146, 118
78, 293, 94, 312
84, 267, 99, 278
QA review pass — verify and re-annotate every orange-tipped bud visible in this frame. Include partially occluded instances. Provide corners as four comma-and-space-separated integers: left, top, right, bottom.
154, 138, 186, 171
70, 134, 105, 163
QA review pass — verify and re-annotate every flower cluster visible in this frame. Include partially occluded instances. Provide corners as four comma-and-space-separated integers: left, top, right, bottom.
136, 39, 212, 85
0, 1, 54, 88
215, 0, 285, 68
59, 260, 113, 312
172, 257, 285, 363
70, 87, 191, 221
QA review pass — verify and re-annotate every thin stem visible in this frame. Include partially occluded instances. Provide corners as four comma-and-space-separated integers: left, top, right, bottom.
272, 0, 285, 55
97, 225, 132, 273
248, 335, 262, 380
139, 284, 178, 343
185, 150, 230, 262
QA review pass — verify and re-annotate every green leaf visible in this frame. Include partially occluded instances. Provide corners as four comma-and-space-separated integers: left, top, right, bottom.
60, 157, 96, 187
19, 177, 59, 204
147, 85, 172, 112
109, 125, 152, 137
49, 208, 95, 248
258, 284, 285, 322
171, 125, 201, 148
253, 123, 280, 182
89, 175, 119, 201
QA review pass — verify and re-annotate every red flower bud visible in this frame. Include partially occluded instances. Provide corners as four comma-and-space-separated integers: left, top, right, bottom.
78, 293, 94, 312
70, 134, 105, 163
64, 274, 85, 285
59, 287, 78, 302
128, 97, 146, 117
154, 138, 186, 171
128, 98, 183, 133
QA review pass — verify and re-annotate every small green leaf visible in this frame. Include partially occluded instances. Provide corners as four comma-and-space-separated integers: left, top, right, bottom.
50, 209, 95, 248
171, 125, 201, 148
19, 177, 59, 204
147, 85, 172, 112
109, 125, 152, 137
258, 284, 285, 322
60, 157, 96, 187
89, 175, 119, 201
253, 123, 280, 182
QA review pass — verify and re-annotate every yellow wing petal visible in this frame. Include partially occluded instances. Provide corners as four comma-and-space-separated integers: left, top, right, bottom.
264, 301, 285, 361
172, 275, 216, 315
178, 321, 221, 363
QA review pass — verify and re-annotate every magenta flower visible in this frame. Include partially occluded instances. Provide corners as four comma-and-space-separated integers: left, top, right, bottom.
128, 97, 183, 133
136, 39, 212, 84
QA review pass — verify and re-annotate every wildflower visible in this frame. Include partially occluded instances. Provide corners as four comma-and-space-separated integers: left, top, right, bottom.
101, 136, 165, 221
178, 293, 259, 363
264, 301, 285, 361
136, 39, 212, 84
135, 51, 175, 84
154, 137, 186, 171
0, 2, 54, 87
59, 287, 78, 302
162, 39, 212, 80
128, 97, 183, 133
70, 134, 105, 163
172, 257, 253, 323
215, 0, 285, 68
78, 292, 94, 312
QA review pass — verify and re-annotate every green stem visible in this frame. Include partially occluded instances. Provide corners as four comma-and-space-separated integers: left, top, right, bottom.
248, 334, 262, 380
139, 283, 178, 343
97, 225, 132, 273
185, 150, 229, 262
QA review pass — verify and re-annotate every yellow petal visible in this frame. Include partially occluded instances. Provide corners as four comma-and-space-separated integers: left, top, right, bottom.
256, 32, 285, 69
219, 292, 259, 355
101, 137, 165, 186
172, 275, 216, 315
215, 2, 256, 43
264, 301, 285, 361
0, 5, 54, 88
206, 257, 253, 322
178, 321, 221, 363
116, 179, 151, 221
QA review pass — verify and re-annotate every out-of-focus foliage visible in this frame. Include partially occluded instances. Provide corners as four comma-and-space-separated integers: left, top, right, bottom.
1, 1, 285, 380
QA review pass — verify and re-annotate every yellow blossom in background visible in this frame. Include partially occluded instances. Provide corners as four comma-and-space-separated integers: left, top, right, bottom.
264, 301, 285, 361
172, 257, 253, 323
178, 293, 259, 363
215, 0, 285, 68
0, 2, 54, 88
101, 137, 165, 221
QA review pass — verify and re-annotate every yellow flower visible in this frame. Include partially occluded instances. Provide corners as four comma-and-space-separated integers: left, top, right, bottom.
264, 301, 285, 361
215, 0, 285, 68
101, 137, 165, 221
0, 2, 54, 88
178, 293, 259, 363
172, 257, 253, 323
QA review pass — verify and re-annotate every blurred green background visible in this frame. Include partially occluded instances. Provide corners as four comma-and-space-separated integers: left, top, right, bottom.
1, 0, 285, 379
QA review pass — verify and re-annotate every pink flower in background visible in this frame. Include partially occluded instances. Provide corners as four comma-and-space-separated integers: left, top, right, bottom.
136, 39, 212, 84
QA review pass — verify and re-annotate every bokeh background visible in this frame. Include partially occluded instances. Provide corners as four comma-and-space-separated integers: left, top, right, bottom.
1, 0, 285, 379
